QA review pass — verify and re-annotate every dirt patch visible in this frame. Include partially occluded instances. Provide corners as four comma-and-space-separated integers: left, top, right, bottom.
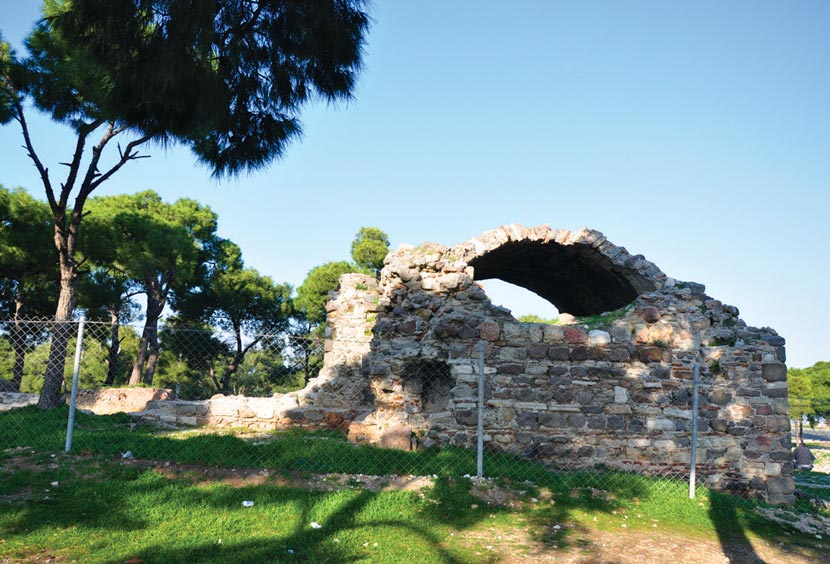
0, 552, 66, 564
120, 458, 433, 493
457, 525, 823, 564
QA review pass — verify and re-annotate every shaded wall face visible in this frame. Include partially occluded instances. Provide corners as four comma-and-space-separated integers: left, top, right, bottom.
322, 235, 792, 503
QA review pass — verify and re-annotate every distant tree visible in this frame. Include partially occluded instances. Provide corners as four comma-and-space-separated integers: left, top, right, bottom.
0, 0, 369, 408
86, 191, 219, 386
788, 368, 812, 441
351, 227, 390, 277
0, 186, 57, 391
516, 314, 559, 325
158, 317, 229, 397
295, 261, 355, 326
788, 361, 830, 440
77, 268, 141, 386
176, 240, 293, 394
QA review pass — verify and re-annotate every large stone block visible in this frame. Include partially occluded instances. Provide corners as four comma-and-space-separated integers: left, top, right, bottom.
761, 362, 787, 382
379, 424, 413, 450
766, 477, 795, 497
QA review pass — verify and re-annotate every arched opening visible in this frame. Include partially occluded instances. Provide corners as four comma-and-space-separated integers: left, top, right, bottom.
468, 239, 643, 316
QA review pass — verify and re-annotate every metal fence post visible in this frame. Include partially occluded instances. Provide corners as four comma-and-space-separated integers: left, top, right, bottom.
689, 363, 700, 498
65, 317, 86, 453
477, 340, 485, 478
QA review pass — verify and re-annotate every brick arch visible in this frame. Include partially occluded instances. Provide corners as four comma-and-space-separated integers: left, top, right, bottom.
451, 225, 666, 316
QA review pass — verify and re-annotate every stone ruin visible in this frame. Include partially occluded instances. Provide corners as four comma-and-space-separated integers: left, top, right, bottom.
300, 224, 793, 503
134, 224, 793, 503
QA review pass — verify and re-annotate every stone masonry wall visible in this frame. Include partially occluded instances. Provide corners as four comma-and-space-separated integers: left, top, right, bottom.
130, 224, 793, 504
315, 225, 793, 503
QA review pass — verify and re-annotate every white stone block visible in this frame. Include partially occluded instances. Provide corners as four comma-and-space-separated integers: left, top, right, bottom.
588, 330, 611, 345
646, 417, 674, 431
628, 438, 651, 447
515, 402, 548, 410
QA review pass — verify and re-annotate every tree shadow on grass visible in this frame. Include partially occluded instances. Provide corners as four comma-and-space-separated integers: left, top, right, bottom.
0, 465, 152, 537
122, 480, 482, 564
708, 490, 768, 564
511, 470, 652, 563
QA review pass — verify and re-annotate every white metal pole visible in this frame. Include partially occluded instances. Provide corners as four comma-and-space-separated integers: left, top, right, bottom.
689, 363, 700, 498
477, 340, 485, 478
65, 317, 86, 453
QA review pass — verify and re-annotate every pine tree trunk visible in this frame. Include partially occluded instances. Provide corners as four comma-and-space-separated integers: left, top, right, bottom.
220, 352, 244, 395
143, 328, 160, 386
10, 325, 26, 392
37, 269, 77, 409
104, 309, 121, 386
130, 289, 164, 386
129, 327, 150, 386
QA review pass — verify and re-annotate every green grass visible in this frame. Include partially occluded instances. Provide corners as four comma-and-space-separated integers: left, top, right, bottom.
517, 304, 633, 330
1, 407, 827, 563
0, 460, 485, 563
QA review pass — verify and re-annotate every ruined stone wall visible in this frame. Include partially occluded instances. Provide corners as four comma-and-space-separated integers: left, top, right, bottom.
0, 388, 172, 414
315, 225, 793, 503
127, 224, 792, 503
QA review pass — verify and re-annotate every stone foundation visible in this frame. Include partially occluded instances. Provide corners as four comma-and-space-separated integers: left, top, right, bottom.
135, 394, 366, 433
0, 387, 172, 414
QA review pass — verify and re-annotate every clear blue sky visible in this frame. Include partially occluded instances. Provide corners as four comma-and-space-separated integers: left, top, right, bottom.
1, 2, 828, 368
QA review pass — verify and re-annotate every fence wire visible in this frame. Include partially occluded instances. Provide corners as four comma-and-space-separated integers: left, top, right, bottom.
0, 316, 757, 500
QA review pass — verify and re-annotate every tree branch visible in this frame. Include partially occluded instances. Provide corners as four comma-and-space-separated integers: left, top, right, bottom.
88, 132, 153, 192
73, 122, 117, 211
221, 1, 265, 45
242, 335, 263, 355
11, 98, 56, 213
61, 119, 105, 208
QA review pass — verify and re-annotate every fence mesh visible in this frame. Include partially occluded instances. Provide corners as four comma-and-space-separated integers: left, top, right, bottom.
0, 316, 760, 499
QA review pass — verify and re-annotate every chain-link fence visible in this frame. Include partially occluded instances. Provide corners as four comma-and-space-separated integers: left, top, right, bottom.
0, 316, 322, 400
1, 316, 746, 500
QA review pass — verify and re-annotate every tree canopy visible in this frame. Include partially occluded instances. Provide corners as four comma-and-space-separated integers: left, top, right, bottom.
175, 239, 293, 393
0, 0, 370, 407
295, 261, 355, 326
296, 226, 390, 326
0, 185, 58, 391
33, 0, 370, 176
788, 361, 830, 432
351, 226, 390, 277
86, 191, 220, 386
0, 185, 57, 318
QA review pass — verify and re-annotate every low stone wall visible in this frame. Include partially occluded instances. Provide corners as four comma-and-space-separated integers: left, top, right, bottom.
135, 394, 366, 432
0, 388, 172, 414
0, 392, 38, 411
75, 388, 173, 414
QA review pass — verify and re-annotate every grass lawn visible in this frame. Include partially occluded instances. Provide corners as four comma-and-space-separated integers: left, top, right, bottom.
1, 407, 828, 563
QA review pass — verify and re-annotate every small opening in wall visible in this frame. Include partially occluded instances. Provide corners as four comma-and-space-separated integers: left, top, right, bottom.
403, 360, 453, 413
